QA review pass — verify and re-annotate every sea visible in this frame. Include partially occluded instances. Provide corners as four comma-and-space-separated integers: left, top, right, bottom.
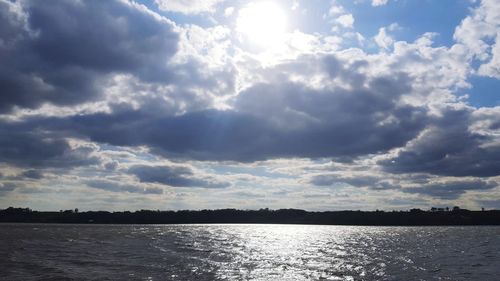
0, 224, 499, 281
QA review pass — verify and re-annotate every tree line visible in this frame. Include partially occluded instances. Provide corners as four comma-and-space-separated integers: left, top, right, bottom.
1, 207, 499, 225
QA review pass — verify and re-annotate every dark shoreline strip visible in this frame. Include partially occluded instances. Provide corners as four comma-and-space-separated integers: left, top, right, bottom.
1, 207, 500, 226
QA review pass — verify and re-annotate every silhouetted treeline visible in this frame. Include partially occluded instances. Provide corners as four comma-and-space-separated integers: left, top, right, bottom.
1, 207, 499, 225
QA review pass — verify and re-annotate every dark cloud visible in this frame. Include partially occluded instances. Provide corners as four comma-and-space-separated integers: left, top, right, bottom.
43, 104, 425, 162
0, 0, 178, 113
26, 55, 427, 162
310, 173, 498, 200
104, 161, 119, 171
402, 179, 497, 200
230, 191, 266, 199
477, 199, 500, 210
85, 179, 163, 194
129, 165, 230, 188
380, 108, 500, 177
309, 174, 397, 190
489, 120, 500, 130
20, 170, 44, 180
0, 124, 100, 168
384, 196, 429, 207
0, 1, 25, 46
0, 182, 18, 196
310, 174, 379, 187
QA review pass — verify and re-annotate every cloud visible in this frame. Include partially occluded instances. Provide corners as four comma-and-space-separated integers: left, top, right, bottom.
86, 179, 163, 195
326, 3, 354, 30
374, 27, 394, 50
1, 0, 499, 209
0, 182, 18, 196
336, 14, 354, 28
224, 7, 234, 17
372, 0, 389, 7
328, 4, 345, 16
403, 179, 497, 199
454, 0, 500, 78
129, 165, 230, 188
308, 167, 499, 200
154, 0, 224, 14
0, 0, 178, 113
28, 54, 427, 162
310, 174, 381, 188
104, 161, 119, 171
20, 170, 44, 180
0, 123, 101, 168
478, 199, 500, 209
4, 169, 44, 180
380, 106, 500, 177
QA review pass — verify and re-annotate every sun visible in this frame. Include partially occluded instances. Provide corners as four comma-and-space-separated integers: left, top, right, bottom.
236, 2, 287, 47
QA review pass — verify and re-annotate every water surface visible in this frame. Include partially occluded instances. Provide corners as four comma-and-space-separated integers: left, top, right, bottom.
0, 224, 498, 280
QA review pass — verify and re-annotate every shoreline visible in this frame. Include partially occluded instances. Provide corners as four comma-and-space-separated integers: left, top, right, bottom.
2, 207, 500, 226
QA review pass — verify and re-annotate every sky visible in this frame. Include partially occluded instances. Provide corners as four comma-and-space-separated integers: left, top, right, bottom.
0, 0, 499, 211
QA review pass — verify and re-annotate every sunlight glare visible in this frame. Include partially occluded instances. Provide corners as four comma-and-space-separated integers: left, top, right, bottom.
236, 2, 287, 47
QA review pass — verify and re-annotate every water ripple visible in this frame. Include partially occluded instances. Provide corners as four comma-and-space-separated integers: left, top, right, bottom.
0, 224, 499, 280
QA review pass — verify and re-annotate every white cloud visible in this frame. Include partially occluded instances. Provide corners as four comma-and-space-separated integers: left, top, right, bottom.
336, 14, 354, 28
326, 3, 355, 31
478, 36, 500, 78
328, 4, 345, 16
372, 0, 389, 7
374, 27, 394, 50
454, 0, 500, 78
387, 22, 401, 31
154, 0, 225, 14
224, 6, 234, 17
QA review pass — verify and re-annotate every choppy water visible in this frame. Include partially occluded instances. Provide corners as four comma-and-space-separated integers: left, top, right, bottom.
0, 224, 499, 281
